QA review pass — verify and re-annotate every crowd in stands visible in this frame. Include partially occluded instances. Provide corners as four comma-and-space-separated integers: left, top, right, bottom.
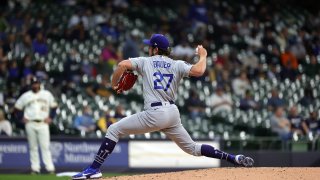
0, 0, 319, 141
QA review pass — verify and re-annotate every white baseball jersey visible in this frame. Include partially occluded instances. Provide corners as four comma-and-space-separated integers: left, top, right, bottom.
15, 90, 57, 121
130, 55, 192, 109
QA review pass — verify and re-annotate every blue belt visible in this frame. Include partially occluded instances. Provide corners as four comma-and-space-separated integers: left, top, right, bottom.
151, 100, 174, 107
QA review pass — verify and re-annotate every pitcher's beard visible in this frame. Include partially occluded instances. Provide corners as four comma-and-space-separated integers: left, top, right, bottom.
32, 87, 40, 93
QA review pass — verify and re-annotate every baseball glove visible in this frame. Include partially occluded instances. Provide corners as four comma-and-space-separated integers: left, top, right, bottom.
115, 70, 138, 93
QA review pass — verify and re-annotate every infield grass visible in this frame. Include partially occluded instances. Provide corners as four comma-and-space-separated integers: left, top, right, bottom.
0, 173, 129, 180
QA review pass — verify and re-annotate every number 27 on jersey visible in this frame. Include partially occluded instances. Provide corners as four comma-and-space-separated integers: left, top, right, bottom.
153, 72, 173, 91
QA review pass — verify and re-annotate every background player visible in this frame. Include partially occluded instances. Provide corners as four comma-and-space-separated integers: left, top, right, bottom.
72, 34, 254, 180
14, 77, 57, 174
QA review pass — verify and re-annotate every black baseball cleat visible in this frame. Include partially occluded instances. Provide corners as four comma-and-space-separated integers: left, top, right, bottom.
234, 154, 254, 167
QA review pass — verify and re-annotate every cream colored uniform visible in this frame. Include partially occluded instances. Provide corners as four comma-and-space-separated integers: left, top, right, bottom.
15, 89, 57, 172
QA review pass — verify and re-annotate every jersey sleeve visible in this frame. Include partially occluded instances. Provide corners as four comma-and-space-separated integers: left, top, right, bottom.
15, 94, 26, 110
175, 60, 193, 78
129, 57, 144, 73
48, 92, 58, 108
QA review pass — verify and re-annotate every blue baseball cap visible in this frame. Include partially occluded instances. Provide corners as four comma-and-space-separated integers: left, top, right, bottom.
143, 34, 170, 50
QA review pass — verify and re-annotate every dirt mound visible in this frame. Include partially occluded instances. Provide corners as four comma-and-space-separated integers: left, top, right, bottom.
105, 167, 319, 180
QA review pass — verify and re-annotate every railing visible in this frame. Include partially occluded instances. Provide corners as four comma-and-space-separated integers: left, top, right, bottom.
221, 137, 320, 151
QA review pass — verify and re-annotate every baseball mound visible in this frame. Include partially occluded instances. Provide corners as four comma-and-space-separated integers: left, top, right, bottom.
105, 167, 319, 180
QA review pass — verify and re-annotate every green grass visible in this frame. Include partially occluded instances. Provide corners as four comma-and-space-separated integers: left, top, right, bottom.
0, 173, 130, 180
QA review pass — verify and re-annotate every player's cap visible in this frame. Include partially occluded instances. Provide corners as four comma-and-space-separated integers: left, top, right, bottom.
31, 77, 40, 84
143, 34, 170, 50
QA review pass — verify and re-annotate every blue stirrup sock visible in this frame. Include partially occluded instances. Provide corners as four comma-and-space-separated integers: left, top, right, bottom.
91, 138, 117, 169
92, 141, 235, 168
201, 144, 235, 163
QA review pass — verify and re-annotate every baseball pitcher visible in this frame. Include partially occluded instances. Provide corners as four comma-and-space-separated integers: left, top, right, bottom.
15, 77, 57, 174
73, 34, 254, 180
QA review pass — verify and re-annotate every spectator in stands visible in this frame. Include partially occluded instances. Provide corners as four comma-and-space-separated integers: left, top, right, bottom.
1, 33, 16, 55
0, 109, 12, 136
245, 29, 263, 49
313, 37, 320, 56
172, 40, 194, 62
8, 60, 20, 84
61, 80, 78, 97
8, 10, 25, 30
210, 86, 232, 114
19, 75, 35, 95
250, 65, 266, 81
47, 23, 63, 41
262, 28, 278, 48
32, 32, 48, 56
267, 89, 286, 111
86, 74, 112, 98
67, 21, 89, 41
265, 46, 281, 65
238, 20, 250, 37
276, 28, 289, 51
305, 111, 320, 136
100, 20, 120, 41
170, 6, 192, 40
113, 0, 129, 9
281, 47, 298, 69
97, 110, 117, 133
280, 47, 299, 80
0, 60, 7, 109
81, 57, 95, 78
0, 59, 7, 78
215, 69, 232, 92
304, 55, 320, 78
85, 9, 94, 28
4, 88, 19, 130
74, 106, 96, 134
0, 48, 6, 62
188, 0, 208, 33
28, 15, 48, 38
299, 87, 315, 107
267, 64, 281, 80
232, 71, 250, 97
95, 57, 112, 78
186, 89, 206, 120
188, 0, 208, 23
239, 48, 259, 70
114, 105, 126, 120
214, 51, 231, 71
270, 106, 292, 140
63, 49, 82, 83
68, 11, 89, 30
287, 106, 308, 135
290, 30, 307, 60
14, 34, 33, 56
21, 54, 33, 78
34, 61, 48, 81
239, 90, 260, 111
100, 44, 119, 66
122, 29, 140, 60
